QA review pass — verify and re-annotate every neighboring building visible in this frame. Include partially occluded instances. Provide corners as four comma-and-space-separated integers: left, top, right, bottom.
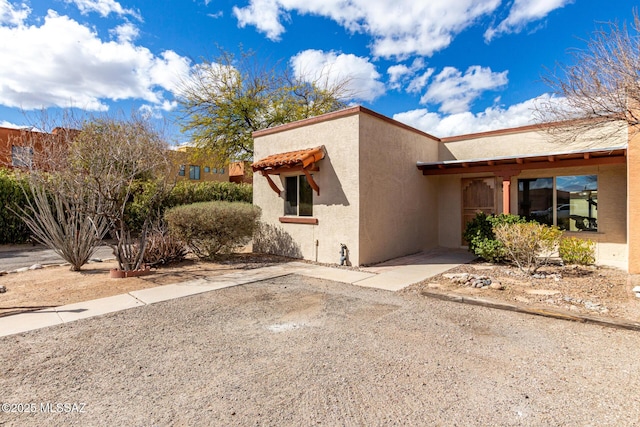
2, 129, 253, 184
0, 126, 70, 170
251, 106, 635, 272
229, 161, 253, 184
169, 146, 230, 183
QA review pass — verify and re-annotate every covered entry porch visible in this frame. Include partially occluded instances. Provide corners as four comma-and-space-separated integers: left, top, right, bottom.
416, 146, 629, 270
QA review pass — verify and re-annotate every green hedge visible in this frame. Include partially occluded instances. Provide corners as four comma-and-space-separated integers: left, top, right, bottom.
165, 180, 252, 206
0, 174, 254, 243
0, 169, 32, 244
126, 180, 253, 232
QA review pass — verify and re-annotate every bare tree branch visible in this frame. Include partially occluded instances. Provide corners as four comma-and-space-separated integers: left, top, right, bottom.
536, 9, 640, 143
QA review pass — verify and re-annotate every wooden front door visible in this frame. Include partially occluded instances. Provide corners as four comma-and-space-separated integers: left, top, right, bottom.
461, 177, 497, 245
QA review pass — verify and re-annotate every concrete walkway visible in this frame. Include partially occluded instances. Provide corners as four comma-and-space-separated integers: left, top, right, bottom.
357, 249, 476, 291
0, 249, 476, 338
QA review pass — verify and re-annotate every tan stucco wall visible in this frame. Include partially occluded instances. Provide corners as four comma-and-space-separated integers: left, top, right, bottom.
628, 130, 640, 273
253, 108, 441, 266
253, 109, 631, 270
436, 176, 462, 248
441, 122, 627, 161
357, 113, 440, 265
253, 113, 361, 265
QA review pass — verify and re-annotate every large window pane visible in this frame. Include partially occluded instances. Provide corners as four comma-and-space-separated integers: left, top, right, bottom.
299, 175, 313, 216
189, 165, 200, 180
284, 176, 298, 215
557, 175, 597, 232
518, 178, 553, 226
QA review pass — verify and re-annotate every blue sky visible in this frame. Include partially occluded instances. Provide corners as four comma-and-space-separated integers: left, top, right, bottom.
0, 0, 636, 143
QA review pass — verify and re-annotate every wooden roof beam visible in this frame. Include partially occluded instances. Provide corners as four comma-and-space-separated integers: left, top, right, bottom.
262, 171, 282, 195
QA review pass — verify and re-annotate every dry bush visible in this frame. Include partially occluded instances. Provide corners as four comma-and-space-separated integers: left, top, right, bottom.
559, 237, 596, 266
494, 222, 563, 274
165, 201, 261, 260
135, 222, 187, 267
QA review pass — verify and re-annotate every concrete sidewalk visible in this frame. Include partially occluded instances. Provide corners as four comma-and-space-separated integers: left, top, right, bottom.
0, 244, 114, 272
0, 249, 475, 338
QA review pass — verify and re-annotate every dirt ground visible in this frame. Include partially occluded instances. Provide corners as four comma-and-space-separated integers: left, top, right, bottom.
402, 260, 640, 323
1, 251, 639, 325
0, 253, 289, 317
1, 274, 640, 426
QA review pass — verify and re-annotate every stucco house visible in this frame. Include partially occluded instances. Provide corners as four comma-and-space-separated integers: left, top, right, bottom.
0, 126, 72, 170
251, 106, 638, 273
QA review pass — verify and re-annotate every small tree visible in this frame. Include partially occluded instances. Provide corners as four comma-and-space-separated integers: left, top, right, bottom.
13, 114, 112, 270
177, 48, 351, 164
16, 112, 172, 272
68, 115, 172, 271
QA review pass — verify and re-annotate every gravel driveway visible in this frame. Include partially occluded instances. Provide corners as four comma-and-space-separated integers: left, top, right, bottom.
1, 274, 639, 426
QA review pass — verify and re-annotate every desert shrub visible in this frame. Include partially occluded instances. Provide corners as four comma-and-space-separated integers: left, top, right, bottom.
471, 238, 507, 263
165, 201, 261, 260
494, 222, 563, 274
0, 169, 32, 244
463, 212, 526, 262
134, 221, 187, 267
559, 237, 596, 266
125, 180, 253, 232
18, 179, 110, 271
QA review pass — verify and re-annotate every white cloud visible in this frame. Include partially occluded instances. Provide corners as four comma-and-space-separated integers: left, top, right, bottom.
290, 49, 385, 102
485, 0, 572, 41
0, 9, 191, 111
0, 120, 27, 129
64, 0, 141, 20
0, 0, 29, 26
387, 64, 411, 89
420, 66, 508, 114
110, 22, 139, 43
139, 100, 178, 119
233, 0, 286, 41
393, 95, 551, 137
407, 69, 434, 94
233, 0, 501, 58
387, 58, 432, 93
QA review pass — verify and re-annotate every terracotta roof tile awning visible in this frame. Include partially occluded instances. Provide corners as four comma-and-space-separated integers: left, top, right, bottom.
251, 146, 325, 173
252, 146, 325, 196
417, 146, 627, 175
